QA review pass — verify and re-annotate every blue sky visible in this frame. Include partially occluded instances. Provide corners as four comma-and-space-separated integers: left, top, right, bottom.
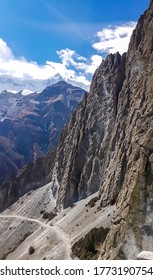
0, 0, 149, 88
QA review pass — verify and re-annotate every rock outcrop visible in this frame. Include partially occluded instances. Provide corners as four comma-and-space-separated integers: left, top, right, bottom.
100, 0, 153, 259
137, 251, 153, 260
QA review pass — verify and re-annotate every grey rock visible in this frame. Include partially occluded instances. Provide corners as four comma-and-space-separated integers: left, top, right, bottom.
50, 0, 153, 259
137, 251, 153, 260
51, 52, 126, 209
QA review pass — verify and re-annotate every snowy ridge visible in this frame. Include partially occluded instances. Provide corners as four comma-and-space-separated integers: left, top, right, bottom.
0, 73, 89, 94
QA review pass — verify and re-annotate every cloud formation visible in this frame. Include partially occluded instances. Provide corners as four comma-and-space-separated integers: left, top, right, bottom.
57, 49, 102, 74
93, 22, 136, 54
0, 39, 102, 88
0, 22, 136, 90
0, 38, 14, 60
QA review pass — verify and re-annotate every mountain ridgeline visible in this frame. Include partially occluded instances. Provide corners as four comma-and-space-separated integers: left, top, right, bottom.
0, 81, 85, 183
0, 1, 153, 259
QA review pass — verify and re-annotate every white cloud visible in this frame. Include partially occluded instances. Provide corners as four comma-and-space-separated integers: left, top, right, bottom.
0, 22, 136, 91
56, 49, 75, 67
57, 48, 102, 74
86, 55, 102, 74
0, 41, 102, 89
0, 38, 14, 60
0, 40, 98, 89
93, 22, 136, 55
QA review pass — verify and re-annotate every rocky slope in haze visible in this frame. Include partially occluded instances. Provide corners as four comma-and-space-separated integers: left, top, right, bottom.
0, 150, 55, 212
49, 0, 153, 259
0, 81, 85, 182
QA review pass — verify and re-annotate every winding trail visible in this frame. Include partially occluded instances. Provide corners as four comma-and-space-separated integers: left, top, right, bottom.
0, 214, 71, 259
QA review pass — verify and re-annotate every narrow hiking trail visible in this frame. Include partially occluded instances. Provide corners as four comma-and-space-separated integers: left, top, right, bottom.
0, 214, 72, 259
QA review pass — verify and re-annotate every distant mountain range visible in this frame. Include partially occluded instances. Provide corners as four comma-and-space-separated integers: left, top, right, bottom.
0, 73, 89, 93
0, 81, 86, 183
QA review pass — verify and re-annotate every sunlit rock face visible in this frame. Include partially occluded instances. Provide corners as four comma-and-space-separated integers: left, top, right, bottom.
50, 52, 126, 209
50, 1, 153, 259
100, 0, 153, 259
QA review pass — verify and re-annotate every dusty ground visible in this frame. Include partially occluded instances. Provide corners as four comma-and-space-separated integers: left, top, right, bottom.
0, 183, 115, 259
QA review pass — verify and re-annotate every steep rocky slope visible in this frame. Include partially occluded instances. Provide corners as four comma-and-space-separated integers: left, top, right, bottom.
0, 81, 85, 182
0, 186, 114, 260
51, 52, 126, 209
49, 0, 153, 259
100, 0, 153, 259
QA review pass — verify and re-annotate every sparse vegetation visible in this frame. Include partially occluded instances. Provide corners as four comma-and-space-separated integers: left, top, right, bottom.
29, 246, 35, 255
97, 205, 102, 212
72, 226, 110, 260
70, 203, 76, 208
42, 211, 57, 221
27, 191, 32, 196
85, 196, 99, 208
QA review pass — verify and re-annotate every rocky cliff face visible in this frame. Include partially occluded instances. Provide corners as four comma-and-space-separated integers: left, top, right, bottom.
100, 0, 153, 259
49, 0, 153, 258
51, 53, 126, 208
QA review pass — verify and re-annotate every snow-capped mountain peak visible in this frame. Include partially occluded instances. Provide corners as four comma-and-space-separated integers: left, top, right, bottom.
0, 73, 89, 94
0, 73, 63, 94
